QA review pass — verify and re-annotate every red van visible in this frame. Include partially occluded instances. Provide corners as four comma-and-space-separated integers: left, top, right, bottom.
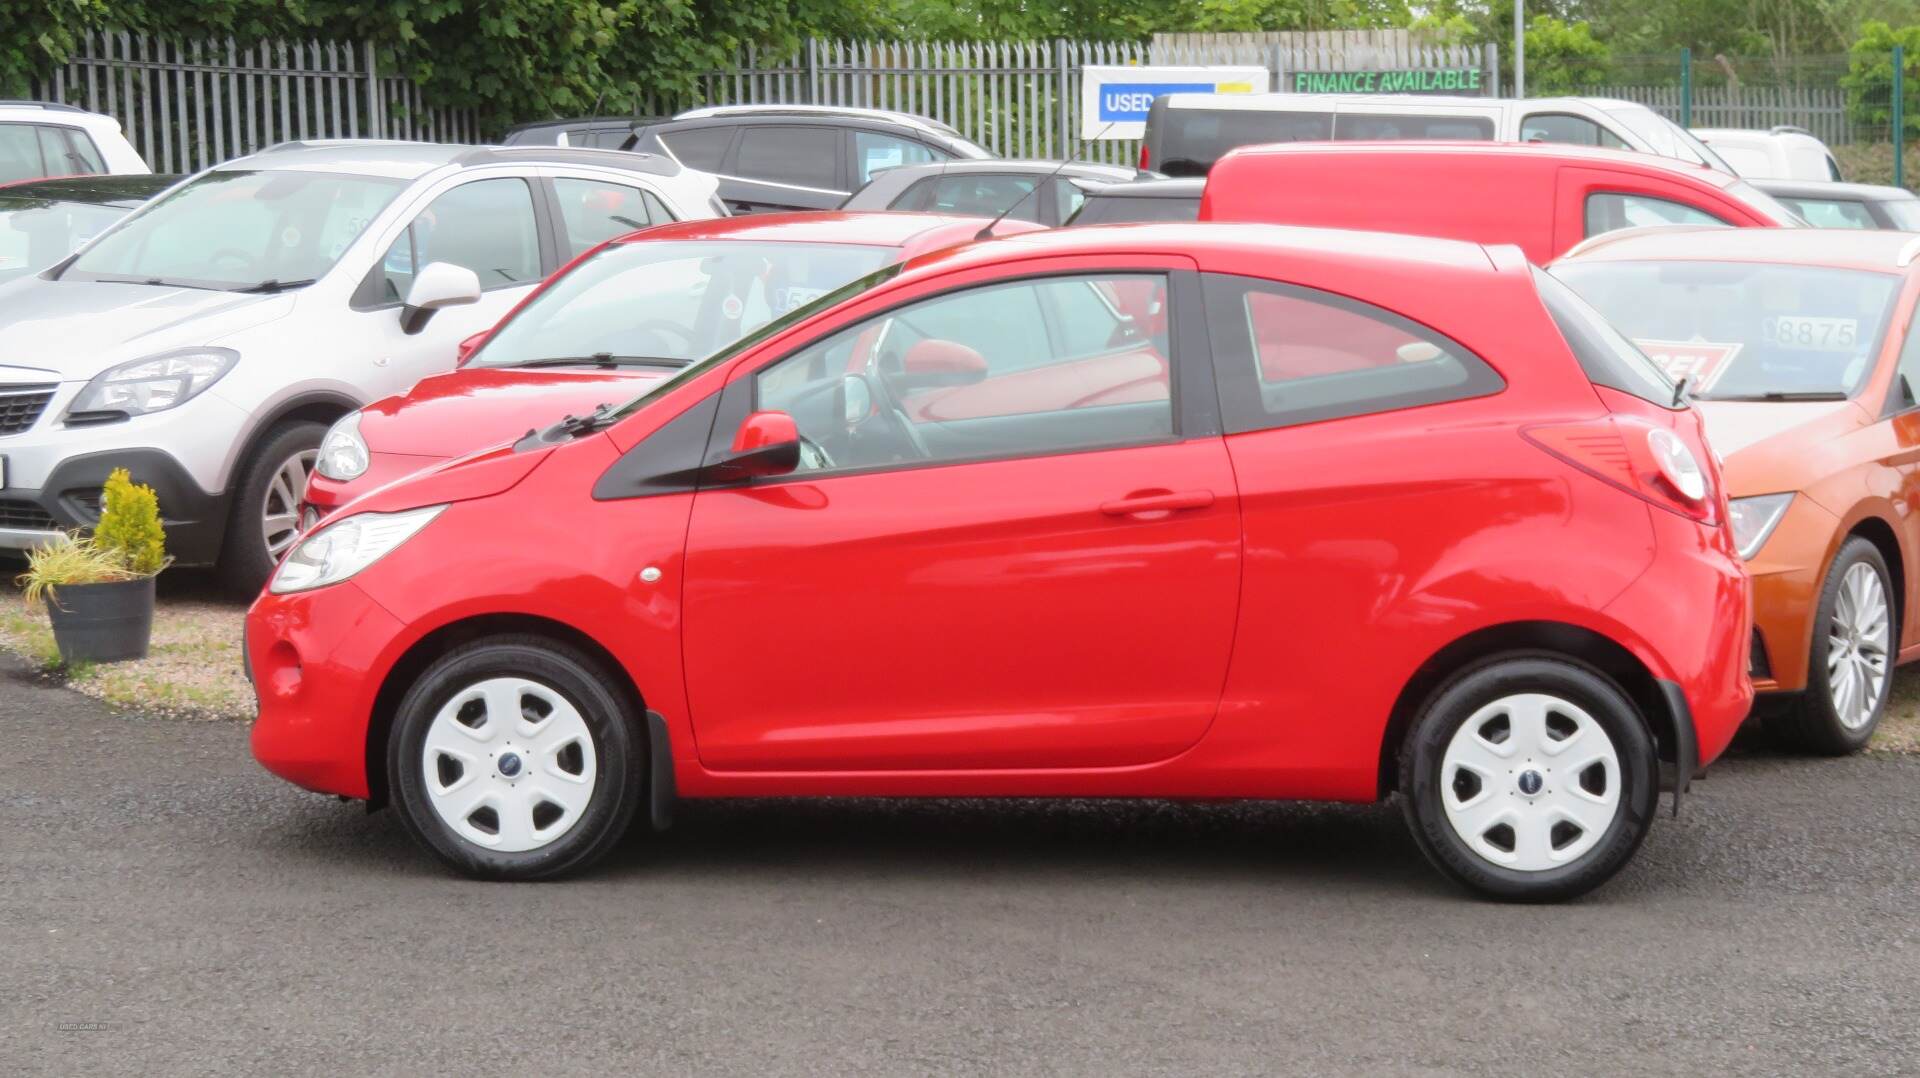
1200, 142, 1802, 263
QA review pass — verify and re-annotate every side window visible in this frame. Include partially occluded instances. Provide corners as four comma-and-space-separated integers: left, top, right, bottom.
1521, 112, 1630, 149
1781, 197, 1876, 230
553, 178, 656, 256
0, 124, 46, 182
641, 190, 676, 224
1335, 114, 1493, 140
61, 128, 106, 173
854, 131, 940, 185
1892, 309, 1920, 413
736, 126, 842, 190
659, 127, 732, 171
752, 274, 1173, 474
1584, 192, 1728, 237
1203, 273, 1502, 432
894, 174, 1042, 220
372, 178, 540, 304
1053, 179, 1088, 224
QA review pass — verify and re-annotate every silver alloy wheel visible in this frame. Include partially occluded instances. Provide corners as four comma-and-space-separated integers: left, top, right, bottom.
261, 448, 317, 560
1440, 693, 1621, 872
1828, 561, 1891, 731
422, 677, 599, 853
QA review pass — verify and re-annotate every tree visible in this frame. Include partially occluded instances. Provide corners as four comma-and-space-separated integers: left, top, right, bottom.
1841, 19, 1920, 135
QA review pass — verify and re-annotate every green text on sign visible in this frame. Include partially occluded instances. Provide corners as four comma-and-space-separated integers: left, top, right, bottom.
1290, 69, 1485, 94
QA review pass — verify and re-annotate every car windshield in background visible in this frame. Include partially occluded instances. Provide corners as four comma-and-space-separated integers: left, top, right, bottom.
0, 198, 131, 284
59, 169, 406, 290
1552, 260, 1900, 401
469, 240, 896, 370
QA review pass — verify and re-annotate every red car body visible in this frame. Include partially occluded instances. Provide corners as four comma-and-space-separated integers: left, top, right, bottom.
1200, 142, 1800, 264
249, 224, 1752, 894
303, 212, 1042, 518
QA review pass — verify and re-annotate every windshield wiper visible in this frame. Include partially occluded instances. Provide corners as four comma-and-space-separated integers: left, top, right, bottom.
512, 353, 691, 370
83, 275, 220, 290
1701, 391, 1849, 402
232, 278, 317, 294
514, 401, 620, 451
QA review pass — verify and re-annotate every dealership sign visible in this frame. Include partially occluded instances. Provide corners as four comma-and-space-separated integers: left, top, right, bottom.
1081, 65, 1270, 140
1290, 68, 1485, 95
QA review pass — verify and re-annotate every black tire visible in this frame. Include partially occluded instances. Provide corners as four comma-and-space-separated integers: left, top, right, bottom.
1765, 537, 1894, 755
387, 636, 645, 881
218, 420, 326, 595
1399, 655, 1659, 902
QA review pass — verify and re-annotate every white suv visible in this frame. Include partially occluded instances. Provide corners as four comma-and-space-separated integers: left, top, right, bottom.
0, 101, 149, 181
0, 140, 721, 591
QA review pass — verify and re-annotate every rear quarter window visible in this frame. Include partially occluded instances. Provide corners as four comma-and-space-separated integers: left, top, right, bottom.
1534, 267, 1680, 408
1155, 107, 1332, 177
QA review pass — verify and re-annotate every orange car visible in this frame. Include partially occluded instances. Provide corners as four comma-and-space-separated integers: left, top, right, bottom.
1554, 227, 1920, 753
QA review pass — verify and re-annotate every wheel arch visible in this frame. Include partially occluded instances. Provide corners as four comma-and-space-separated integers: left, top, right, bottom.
1842, 514, 1904, 642
363, 612, 656, 814
218, 390, 360, 494
1376, 620, 1680, 796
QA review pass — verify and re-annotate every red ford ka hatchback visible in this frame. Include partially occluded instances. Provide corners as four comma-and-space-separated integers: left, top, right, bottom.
248, 224, 1753, 900
303, 212, 1039, 523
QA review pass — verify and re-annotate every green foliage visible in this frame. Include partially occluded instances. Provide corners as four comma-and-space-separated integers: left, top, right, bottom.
18, 535, 136, 607
1841, 20, 1920, 136
93, 468, 167, 577
1520, 15, 1613, 92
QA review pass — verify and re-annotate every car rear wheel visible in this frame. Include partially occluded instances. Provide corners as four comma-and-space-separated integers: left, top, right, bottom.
218, 420, 324, 595
388, 637, 644, 880
1399, 656, 1658, 902
1768, 537, 1892, 755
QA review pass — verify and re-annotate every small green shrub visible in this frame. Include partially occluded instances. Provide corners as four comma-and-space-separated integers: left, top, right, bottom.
18, 535, 137, 608
93, 468, 167, 576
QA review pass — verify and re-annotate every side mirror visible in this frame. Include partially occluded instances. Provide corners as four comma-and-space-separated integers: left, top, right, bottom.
709, 410, 801, 481
400, 261, 481, 335
456, 330, 490, 365
899, 339, 988, 389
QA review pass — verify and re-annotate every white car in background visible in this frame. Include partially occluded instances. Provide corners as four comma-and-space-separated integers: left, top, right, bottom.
0, 101, 149, 181
0, 139, 721, 591
1693, 126, 1843, 181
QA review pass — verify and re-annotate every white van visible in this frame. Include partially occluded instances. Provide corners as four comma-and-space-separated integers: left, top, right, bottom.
1141, 93, 1735, 176
1693, 126, 1842, 181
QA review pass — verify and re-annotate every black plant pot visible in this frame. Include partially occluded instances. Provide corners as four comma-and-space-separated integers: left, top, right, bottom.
44, 576, 156, 664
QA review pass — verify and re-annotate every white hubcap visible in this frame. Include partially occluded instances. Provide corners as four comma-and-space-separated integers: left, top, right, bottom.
1828, 562, 1890, 731
1441, 693, 1621, 872
422, 677, 599, 853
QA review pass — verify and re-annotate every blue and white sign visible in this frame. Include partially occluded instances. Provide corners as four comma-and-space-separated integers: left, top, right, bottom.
1081, 64, 1270, 140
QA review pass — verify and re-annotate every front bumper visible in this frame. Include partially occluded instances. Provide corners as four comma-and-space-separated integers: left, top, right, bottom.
1743, 494, 1841, 694
0, 447, 230, 563
248, 579, 406, 799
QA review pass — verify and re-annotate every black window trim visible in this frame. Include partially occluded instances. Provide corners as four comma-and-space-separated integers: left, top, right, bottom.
1203, 271, 1505, 435
683, 267, 1212, 491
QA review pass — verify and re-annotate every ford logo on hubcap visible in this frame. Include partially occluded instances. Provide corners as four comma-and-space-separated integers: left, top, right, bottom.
1518, 770, 1544, 796
498, 752, 523, 778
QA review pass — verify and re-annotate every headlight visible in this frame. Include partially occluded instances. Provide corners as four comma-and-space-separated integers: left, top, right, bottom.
316, 412, 369, 481
67, 348, 237, 420
269, 505, 446, 594
1728, 493, 1794, 560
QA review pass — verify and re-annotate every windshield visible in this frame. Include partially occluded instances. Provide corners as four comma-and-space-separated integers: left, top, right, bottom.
1605, 105, 1736, 173
1553, 260, 1901, 400
60, 169, 406, 290
470, 240, 896, 370
0, 198, 133, 284
1725, 180, 1802, 225
1884, 200, 1920, 230
601, 261, 907, 425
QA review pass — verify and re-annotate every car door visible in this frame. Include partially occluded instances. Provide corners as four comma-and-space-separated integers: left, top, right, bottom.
679, 258, 1243, 772
340, 172, 555, 395
1874, 298, 1920, 650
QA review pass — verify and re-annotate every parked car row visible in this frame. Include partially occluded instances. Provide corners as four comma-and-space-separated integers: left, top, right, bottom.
4, 94, 1916, 901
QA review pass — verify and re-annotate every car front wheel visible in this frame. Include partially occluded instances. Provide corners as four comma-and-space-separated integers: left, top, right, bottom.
1399, 656, 1658, 902
219, 420, 324, 594
1766, 537, 1893, 755
388, 637, 644, 880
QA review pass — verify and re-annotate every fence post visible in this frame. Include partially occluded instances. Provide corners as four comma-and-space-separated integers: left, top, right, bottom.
1895, 45, 1906, 190
365, 40, 382, 139
806, 36, 820, 105
1055, 39, 1070, 158
1680, 48, 1692, 130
